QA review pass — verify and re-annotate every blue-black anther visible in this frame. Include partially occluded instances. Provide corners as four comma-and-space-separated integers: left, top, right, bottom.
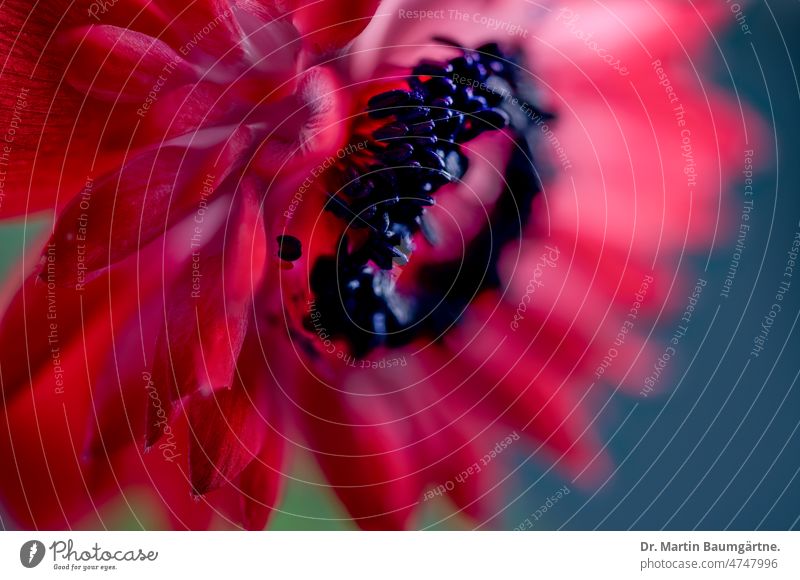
463, 96, 489, 113
409, 121, 436, 136
373, 122, 409, 141
424, 77, 457, 96
474, 108, 511, 128
381, 142, 415, 164
416, 149, 446, 173
412, 61, 454, 77
430, 96, 454, 110
368, 90, 412, 117
310, 41, 547, 354
397, 106, 431, 124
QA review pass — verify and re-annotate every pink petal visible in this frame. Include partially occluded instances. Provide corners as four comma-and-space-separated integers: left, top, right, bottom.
536, 0, 729, 86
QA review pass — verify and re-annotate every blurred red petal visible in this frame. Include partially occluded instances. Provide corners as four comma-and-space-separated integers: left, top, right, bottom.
0, 290, 121, 529
442, 319, 613, 486
301, 381, 423, 530
238, 438, 284, 530
232, 329, 286, 529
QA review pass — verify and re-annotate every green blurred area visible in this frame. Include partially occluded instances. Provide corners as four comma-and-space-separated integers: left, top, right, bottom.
266, 456, 471, 531
0, 220, 43, 278
92, 453, 472, 530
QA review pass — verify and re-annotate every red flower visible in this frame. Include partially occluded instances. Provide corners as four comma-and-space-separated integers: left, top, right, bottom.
0, 0, 759, 529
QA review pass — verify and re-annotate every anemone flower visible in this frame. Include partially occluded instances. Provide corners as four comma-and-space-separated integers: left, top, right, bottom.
0, 0, 757, 530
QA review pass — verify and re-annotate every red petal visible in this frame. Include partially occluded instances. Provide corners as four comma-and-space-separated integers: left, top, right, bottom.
254, 66, 348, 176
0, 236, 168, 406
0, 1, 135, 217
139, 81, 247, 142
147, 182, 266, 445
238, 438, 284, 530
0, 292, 120, 529
290, 0, 380, 55
82, 294, 164, 463
87, 0, 246, 65
0, 272, 103, 404
301, 382, 423, 530
439, 321, 612, 486
59, 25, 197, 102
116, 413, 217, 530
232, 328, 286, 529
186, 386, 265, 496
45, 126, 253, 286
429, 412, 499, 524
373, 358, 505, 524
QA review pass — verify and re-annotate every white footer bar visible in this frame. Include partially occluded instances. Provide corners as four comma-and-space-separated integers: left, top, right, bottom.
1, 531, 798, 579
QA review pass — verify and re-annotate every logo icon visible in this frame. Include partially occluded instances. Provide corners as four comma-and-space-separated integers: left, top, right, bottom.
20, 540, 46, 568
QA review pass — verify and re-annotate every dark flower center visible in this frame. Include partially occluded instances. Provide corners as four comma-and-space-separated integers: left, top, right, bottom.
308, 41, 549, 355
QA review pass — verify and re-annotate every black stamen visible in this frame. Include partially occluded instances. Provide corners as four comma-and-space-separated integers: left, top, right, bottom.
276, 235, 302, 262
307, 41, 548, 354
373, 122, 408, 141
367, 90, 412, 117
